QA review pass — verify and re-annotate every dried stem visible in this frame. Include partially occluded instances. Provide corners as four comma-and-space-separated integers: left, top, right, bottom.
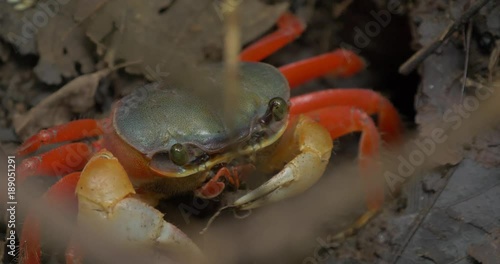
223, 0, 242, 133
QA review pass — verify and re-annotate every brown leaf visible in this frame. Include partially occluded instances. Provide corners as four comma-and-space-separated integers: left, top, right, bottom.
13, 68, 111, 139
34, 1, 95, 84
468, 228, 500, 264
82, 0, 288, 79
411, 1, 500, 166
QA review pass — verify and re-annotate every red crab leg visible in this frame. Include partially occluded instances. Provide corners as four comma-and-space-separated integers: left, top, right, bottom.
291, 89, 402, 143
17, 119, 104, 156
195, 165, 255, 199
240, 12, 305, 62
303, 106, 384, 211
238, 13, 364, 88
195, 167, 231, 199
19, 142, 93, 183
20, 172, 80, 264
279, 49, 366, 88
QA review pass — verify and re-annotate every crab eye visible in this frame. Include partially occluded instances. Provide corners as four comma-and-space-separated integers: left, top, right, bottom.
269, 97, 288, 121
170, 143, 189, 166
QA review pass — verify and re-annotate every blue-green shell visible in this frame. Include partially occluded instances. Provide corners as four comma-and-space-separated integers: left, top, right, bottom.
113, 62, 290, 158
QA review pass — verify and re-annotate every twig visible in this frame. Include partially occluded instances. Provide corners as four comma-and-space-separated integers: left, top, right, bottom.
110, 60, 142, 72
399, 0, 492, 75
223, 0, 241, 133
200, 205, 233, 235
461, 13, 473, 102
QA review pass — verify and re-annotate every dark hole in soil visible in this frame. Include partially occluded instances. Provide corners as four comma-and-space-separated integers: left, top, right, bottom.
263, 0, 419, 130
337, 0, 419, 128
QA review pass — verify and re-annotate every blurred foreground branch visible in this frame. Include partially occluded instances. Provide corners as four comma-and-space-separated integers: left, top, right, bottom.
223, 0, 242, 133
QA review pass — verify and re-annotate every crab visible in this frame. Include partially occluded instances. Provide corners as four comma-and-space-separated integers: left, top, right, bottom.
17, 13, 402, 264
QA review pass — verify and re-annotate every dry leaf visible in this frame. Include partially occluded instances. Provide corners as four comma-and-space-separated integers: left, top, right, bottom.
413, 1, 500, 165
82, 0, 288, 78
33, 1, 95, 84
13, 68, 111, 139
468, 229, 500, 264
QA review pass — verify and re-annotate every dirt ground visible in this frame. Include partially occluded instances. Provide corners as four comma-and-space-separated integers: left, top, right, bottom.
1, 0, 500, 263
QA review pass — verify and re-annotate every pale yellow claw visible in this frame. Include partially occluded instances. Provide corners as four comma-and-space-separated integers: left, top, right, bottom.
77, 151, 135, 210
76, 150, 203, 261
234, 115, 333, 209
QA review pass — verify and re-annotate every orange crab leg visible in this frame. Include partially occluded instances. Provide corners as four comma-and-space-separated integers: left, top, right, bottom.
303, 106, 384, 210
17, 119, 103, 156
279, 49, 366, 88
240, 12, 305, 62
291, 89, 402, 143
19, 143, 93, 182
20, 172, 80, 264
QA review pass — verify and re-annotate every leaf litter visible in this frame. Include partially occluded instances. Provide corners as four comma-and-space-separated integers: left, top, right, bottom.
1, 0, 500, 263
0, 0, 288, 138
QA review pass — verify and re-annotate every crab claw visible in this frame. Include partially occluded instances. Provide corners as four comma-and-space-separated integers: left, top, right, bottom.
76, 150, 203, 262
234, 115, 333, 210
